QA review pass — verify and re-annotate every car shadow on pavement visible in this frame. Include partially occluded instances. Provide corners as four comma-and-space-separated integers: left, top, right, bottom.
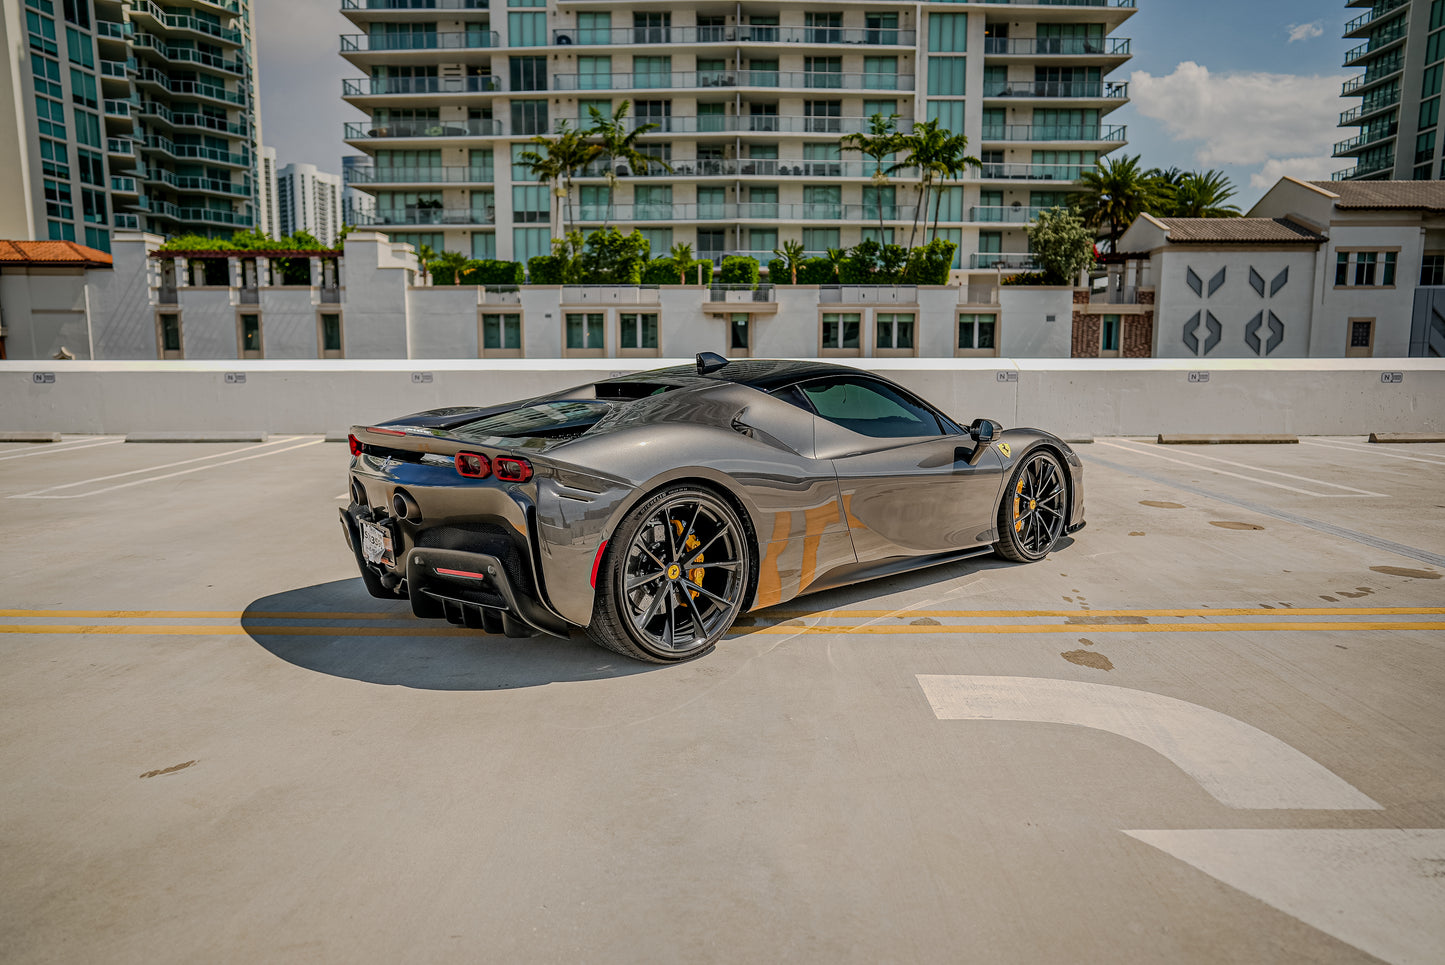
241, 579, 661, 691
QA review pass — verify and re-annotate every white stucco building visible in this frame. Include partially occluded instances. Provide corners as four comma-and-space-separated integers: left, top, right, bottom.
275, 162, 344, 246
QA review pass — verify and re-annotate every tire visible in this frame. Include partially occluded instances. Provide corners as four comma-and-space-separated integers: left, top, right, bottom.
994, 449, 1068, 563
588, 485, 752, 663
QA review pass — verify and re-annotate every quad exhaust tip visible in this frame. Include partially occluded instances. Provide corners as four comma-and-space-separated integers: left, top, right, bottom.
391, 489, 421, 522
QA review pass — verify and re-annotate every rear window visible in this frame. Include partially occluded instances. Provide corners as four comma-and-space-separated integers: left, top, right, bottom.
455, 401, 612, 440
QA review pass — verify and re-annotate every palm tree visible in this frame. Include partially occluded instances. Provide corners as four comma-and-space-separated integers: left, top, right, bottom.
415, 241, 436, 284
841, 113, 905, 241
772, 240, 806, 284
669, 241, 695, 283
587, 102, 674, 229
518, 121, 603, 237
1071, 154, 1167, 253
1166, 170, 1243, 218
929, 131, 980, 242
826, 246, 847, 281
430, 249, 469, 285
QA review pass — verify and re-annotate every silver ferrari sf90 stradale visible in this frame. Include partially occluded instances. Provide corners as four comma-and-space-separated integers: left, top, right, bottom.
341, 355, 1084, 662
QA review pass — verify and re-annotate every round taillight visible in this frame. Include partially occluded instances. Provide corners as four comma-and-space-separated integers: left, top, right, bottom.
455, 451, 491, 478
494, 456, 533, 483
348, 433, 362, 458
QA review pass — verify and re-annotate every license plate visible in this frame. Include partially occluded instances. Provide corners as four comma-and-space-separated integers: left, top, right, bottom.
360, 519, 393, 565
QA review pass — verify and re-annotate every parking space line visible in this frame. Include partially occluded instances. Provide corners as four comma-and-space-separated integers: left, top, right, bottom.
764, 607, 1445, 619
0, 609, 405, 619
8, 438, 324, 499
1124, 442, 1386, 495
0, 438, 123, 462
1097, 440, 1385, 497
1303, 439, 1445, 467
1087, 453, 1445, 568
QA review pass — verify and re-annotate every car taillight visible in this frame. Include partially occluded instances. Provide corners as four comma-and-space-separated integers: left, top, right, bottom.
494, 456, 533, 483
348, 434, 362, 457
455, 451, 491, 478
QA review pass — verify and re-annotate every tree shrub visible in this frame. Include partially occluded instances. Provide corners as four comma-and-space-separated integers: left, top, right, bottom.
577, 227, 649, 284
766, 258, 789, 283
796, 258, 834, 285
1026, 207, 1096, 285
527, 255, 565, 284
720, 255, 760, 285
640, 257, 678, 285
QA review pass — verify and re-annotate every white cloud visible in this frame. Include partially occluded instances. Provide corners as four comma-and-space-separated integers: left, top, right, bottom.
1287, 22, 1325, 43
1131, 62, 1346, 186
1250, 157, 1341, 190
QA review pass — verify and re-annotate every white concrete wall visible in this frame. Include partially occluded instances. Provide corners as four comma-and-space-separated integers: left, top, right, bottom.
998, 287, 1074, 358
257, 290, 327, 359
1153, 249, 1318, 359
2, 358, 1440, 437
91, 233, 162, 359
1317, 224, 1424, 358
0, 270, 93, 359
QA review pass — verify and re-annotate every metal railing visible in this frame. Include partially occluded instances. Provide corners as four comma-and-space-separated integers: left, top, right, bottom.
104, 99, 132, 117
345, 165, 494, 184
357, 207, 496, 226
96, 20, 133, 40
1334, 123, 1398, 156
127, 0, 243, 42
708, 284, 776, 302
1345, 0, 1409, 34
340, 31, 499, 51
344, 76, 503, 96
979, 161, 1094, 180
984, 37, 1130, 56
143, 135, 249, 166
111, 176, 139, 193
552, 69, 916, 92
135, 69, 246, 104
343, 113, 914, 139
176, 207, 253, 227
342, 0, 488, 8
970, 205, 1048, 223
983, 81, 1128, 99
106, 138, 136, 156
577, 157, 918, 179
969, 253, 1037, 270
344, 118, 503, 139
551, 26, 916, 46
571, 203, 922, 222
1340, 89, 1402, 124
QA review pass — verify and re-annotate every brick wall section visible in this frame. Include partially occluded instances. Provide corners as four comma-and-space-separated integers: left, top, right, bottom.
1072, 313, 1101, 357
1072, 288, 1090, 305
1123, 311, 1154, 357
1137, 289, 1156, 305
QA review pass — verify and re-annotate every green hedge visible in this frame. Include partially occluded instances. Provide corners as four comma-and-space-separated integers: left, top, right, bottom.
527, 255, 565, 285
720, 256, 759, 285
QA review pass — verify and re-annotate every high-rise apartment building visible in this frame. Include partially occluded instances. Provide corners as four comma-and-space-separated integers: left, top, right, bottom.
0, 0, 261, 249
275, 161, 343, 244
1335, 0, 1445, 180
257, 143, 278, 235
339, 0, 1132, 273
342, 153, 377, 228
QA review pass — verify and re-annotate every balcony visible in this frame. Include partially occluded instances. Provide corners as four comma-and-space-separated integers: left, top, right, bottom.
1332, 152, 1396, 180
107, 137, 136, 157
100, 59, 135, 79
130, 34, 245, 74
342, 0, 488, 8
579, 157, 919, 179
340, 31, 499, 52
984, 37, 1131, 57
1334, 122, 1398, 157
570, 202, 922, 223
982, 80, 1128, 100
969, 253, 1037, 270
1342, 62, 1403, 95
982, 124, 1127, 143
345, 118, 502, 139
96, 20, 133, 40
343, 76, 503, 96
978, 161, 1095, 181
1344, 0, 1409, 36
1344, 23, 1409, 67
143, 135, 249, 167
114, 213, 141, 230
551, 69, 916, 93
127, 0, 244, 43
970, 206, 1048, 223
143, 168, 250, 196
550, 25, 915, 46
104, 99, 132, 118
176, 207, 254, 228
135, 69, 247, 105
110, 176, 139, 193
818, 285, 919, 304
357, 207, 496, 227
1340, 89, 1402, 125
986, 0, 1134, 6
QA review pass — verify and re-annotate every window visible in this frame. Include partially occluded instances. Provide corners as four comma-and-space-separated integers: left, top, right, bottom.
619, 312, 659, 354
1101, 315, 1121, 354
1419, 130, 1438, 166
928, 12, 967, 52
77, 148, 102, 185
928, 100, 965, 133
62, 0, 88, 27
1347, 318, 1375, 358
633, 55, 671, 88
798, 377, 945, 438
1350, 320, 1373, 347
820, 312, 861, 353
471, 233, 496, 260
481, 313, 522, 355
576, 11, 610, 44
48, 219, 74, 241
158, 313, 183, 358
1421, 253, 1445, 285
74, 107, 100, 147
577, 56, 611, 90
1356, 251, 1378, 286
26, 11, 57, 55
513, 226, 550, 264
957, 313, 997, 355
565, 312, 605, 354
1423, 97, 1441, 132
31, 53, 60, 96
239, 313, 262, 358
70, 67, 96, 107
512, 184, 548, 223
81, 187, 105, 223
509, 56, 546, 91
729, 313, 750, 354
803, 228, 840, 252
863, 56, 898, 90
35, 95, 66, 137
805, 57, 842, 89
64, 26, 92, 66
39, 138, 69, 178
44, 178, 72, 219
1335, 250, 1350, 286
511, 99, 548, 135
803, 185, 840, 218
928, 57, 967, 96
319, 313, 343, 357
1383, 251, 1398, 286
83, 226, 108, 251
508, 11, 545, 46
876, 312, 915, 354
804, 99, 841, 133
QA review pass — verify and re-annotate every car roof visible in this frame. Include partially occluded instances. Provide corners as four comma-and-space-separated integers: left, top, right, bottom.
605, 359, 875, 394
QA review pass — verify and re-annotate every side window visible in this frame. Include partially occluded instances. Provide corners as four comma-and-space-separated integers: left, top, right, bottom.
798, 377, 945, 438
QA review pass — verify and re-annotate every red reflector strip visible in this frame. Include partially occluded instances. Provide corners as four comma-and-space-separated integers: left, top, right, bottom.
367, 426, 407, 436
590, 539, 608, 589
436, 567, 487, 581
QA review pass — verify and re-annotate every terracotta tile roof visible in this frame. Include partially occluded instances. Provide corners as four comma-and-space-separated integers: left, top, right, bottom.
1307, 180, 1445, 211
0, 240, 113, 268
1155, 217, 1325, 245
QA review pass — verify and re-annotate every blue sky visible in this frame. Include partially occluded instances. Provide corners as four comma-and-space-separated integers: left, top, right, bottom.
256, 0, 1355, 213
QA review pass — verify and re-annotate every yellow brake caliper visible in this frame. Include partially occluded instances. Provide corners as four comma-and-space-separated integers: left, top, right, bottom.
1013, 478, 1026, 532
672, 519, 705, 598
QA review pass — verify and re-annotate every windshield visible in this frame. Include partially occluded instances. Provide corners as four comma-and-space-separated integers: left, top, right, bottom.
454, 401, 612, 440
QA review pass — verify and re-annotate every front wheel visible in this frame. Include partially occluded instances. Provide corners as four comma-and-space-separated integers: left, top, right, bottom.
588, 485, 752, 663
994, 450, 1067, 562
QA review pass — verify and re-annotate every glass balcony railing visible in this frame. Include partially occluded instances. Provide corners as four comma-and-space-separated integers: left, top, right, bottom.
1334, 122, 1398, 156
357, 207, 496, 226
1344, 0, 1410, 36
570, 202, 922, 222
127, 0, 243, 43
551, 70, 916, 92
344, 113, 915, 138
970, 205, 1049, 223
136, 69, 247, 104
978, 161, 1096, 180
981, 124, 1126, 142
342, 0, 488, 8
551, 25, 915, 46
969, 253, 1037, 270
176, 207, 254, 228
110, 176, 139, 193
340, 31, 500, 52
344, 76, 503, 96
984, 37, 1131, 56
982, 80, 1128, 98
345, 119, 502, 139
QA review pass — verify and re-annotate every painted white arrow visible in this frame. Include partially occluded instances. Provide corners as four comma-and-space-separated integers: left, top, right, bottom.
916, 675, 1380, 810
1126, 829, 1445, 965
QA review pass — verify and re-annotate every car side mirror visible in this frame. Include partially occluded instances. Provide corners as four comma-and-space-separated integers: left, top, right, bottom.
969, 418, 998, 444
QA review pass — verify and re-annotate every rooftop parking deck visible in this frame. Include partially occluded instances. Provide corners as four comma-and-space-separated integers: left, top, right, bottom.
1, 435, 1443, 964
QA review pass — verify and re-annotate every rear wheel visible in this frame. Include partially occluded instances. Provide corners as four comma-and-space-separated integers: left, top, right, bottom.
995, 450, 1067, 563
589, 485, 752, 663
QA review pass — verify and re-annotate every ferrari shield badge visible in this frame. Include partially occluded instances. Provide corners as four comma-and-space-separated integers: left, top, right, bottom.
996, 442, 1012, 459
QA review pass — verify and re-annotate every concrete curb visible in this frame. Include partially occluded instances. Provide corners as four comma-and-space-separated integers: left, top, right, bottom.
1157, 434, 1299, 445
125, 432, 269, 444
1369, 432, 1445, 443
323, 433, 351, 443
0, 432, 62, 443
1062, 437, 1095, 445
